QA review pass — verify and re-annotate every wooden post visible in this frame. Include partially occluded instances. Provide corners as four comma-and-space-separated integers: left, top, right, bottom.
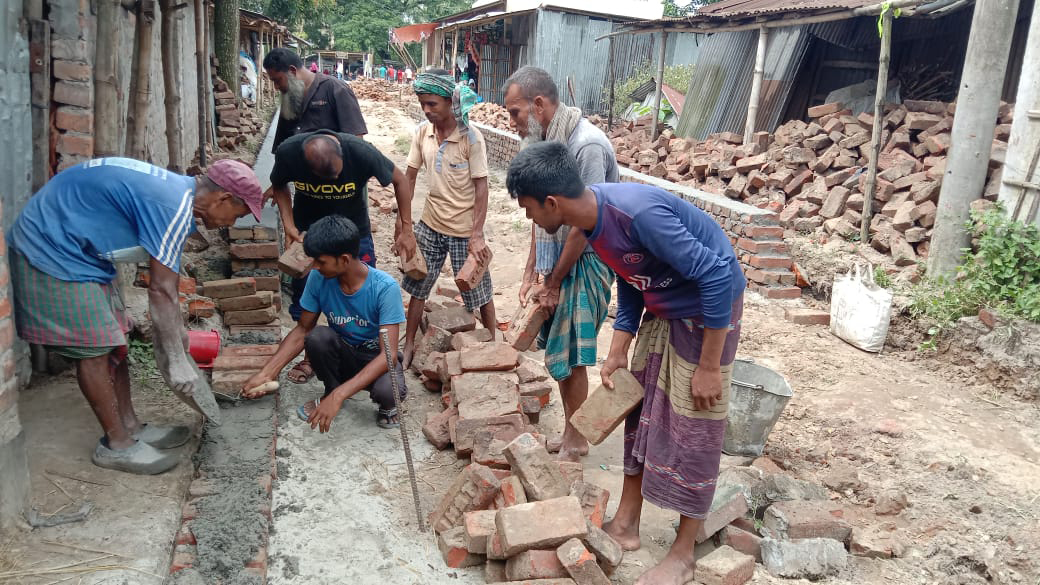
650, 30, 668, 142
128, 0, 156, 159
28, 14, 51, 188
194, 0, 208, 166
94, 0, 121, 159
450, 26, 458, 78
745, 26, 769, 144
607, 34, 616, 130
861, 10, 892, 243
160, 0, 184, 172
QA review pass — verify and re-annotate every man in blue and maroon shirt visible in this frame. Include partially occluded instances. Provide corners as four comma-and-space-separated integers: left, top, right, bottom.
506, 141, 746, 585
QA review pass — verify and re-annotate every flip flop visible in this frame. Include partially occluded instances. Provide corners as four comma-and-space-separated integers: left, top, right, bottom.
377, 408, 400, 429
91, 438, 180, 475
297, 399, 320, 422
133, 424, 191, 449
287, 360, 315, 384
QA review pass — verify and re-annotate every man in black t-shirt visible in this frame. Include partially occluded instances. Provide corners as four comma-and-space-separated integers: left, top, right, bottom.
268, 130, 415, 383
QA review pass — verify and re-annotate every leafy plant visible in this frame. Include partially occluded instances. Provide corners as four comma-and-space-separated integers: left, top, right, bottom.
909, 206, 1040, 336
606, 61, 696, 119
873, 265, 893, 289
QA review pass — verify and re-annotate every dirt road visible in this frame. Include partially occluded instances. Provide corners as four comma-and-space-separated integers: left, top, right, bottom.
265, 98, 1039, 585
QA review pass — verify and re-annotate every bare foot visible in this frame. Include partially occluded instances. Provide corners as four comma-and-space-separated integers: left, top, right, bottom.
634, 553, 696, 585
602, 517, 642, 551
557, 432, 589, 462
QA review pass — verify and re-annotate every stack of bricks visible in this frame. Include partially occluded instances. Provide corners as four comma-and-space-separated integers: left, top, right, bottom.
133, 270, 218, 321
201, 276, 280, 343
209, 343, 279, 396
430, 434, 623, 585
213, 78, 264, 151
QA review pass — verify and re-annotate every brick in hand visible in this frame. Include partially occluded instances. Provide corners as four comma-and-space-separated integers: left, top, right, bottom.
504, 289, 547, 351
569, 368, 644, 445
455, 249, 492, 292
277, 239, 313, 278
399, 246, 428, 281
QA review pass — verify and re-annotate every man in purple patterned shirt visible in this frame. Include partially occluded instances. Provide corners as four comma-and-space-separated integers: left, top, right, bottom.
506, 142, 746, 585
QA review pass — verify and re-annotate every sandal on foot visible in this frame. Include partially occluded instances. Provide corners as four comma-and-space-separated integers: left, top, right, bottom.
288, 360, 315, 384
92, 438, 179, 475
133, 424, 191, 449
377, 408, 400, 429
297, 399, 320, 422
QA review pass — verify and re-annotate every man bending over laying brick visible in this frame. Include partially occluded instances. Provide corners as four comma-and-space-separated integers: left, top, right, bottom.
242, 215, 407, 431
507, 142, 746, 585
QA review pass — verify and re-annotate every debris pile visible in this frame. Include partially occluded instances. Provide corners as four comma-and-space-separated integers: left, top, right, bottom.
213, 78, 266, 151
601, 99, 1011, 266
470, 102, 513, 131
350, 77, 403, 101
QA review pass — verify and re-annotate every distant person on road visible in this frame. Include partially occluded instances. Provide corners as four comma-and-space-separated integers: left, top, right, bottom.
501, 65, 619, 462
404, 66, 413, 84
262, 48, 367, 154
7, 158, 263, 474
257, 130, 414, 386
379, 64, 387, 79
398, 69, 498, 368
507, 142, 746, 585
243, 216, 407, 431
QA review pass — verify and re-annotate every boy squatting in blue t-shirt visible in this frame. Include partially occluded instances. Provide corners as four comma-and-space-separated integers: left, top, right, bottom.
241, 215, 407, 432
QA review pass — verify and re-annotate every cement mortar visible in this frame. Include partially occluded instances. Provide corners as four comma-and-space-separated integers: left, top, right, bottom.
228, 331, 282, 345
233, 268, 280, 278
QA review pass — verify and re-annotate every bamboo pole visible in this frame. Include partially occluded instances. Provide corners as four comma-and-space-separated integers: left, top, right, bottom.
651, 30, 668, 142
194, 0, 207, 166
860, 9, 893, 243
128, 0, 156, 159
94, 0, 121, 158
607, 34, 616, 130
160, 0, 184, 171
744, 26, 769, 143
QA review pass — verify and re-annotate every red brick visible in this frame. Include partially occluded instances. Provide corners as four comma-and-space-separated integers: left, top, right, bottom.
175, 523, 197, 546
245, 544, 267, 569
460, 341, 520, 372
463, 509, 499, 554
697, 544, 756, 585
454, 413, 525, 458
570, 368, 644, 445
808, 102, 843, 118
504, 296, 548, 351
277, 240, 313, 278
53, 59, 91, 81
506, 549, 569, 580
438, 526, 483, 568
450, 329, 493, 350
170, 548, 196, 573
455, 249, 492, 292
757, 285, 802, 299
556, 538, 610, 585
746, 254, 792, 269
571, 482, 610, 528
229, 226, 255, 240
188, 299, 216, 318
784, 308, 830, 326
557, 461, 583, 485
762, 500, 852, 542
496, 496, 588, 556
751, 457, 784, 474
202, 277, 257, 298
213, 354, 270, 372
696, 486, 748, 543
53, 80, 92, 107
736, 237, 787, 254
222, 344, 279, 357
426, 306, 477, 334
422, 406, 457, 450
744, 225, 784, 238
56, 132, 94, 157
254, 276, 280, 291
211, 370, 252, 394
583, 521, 623, 571
496, 474, 528, 508
452, 371, 519, 406
54, 106, 93, 132
218, 291, 274, 312
399, 246, 428, 280
720, 525, 762, 562
0, 300, 10, 320
504, 433, 569, 501
231, 241, 280, 260
485, 560, 508, 583
224, 305, 278, 326
429, 463, 502, 533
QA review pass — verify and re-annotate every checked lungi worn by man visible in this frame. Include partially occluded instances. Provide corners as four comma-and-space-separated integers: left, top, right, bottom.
507, 142, 746, 585
7, 157, 264, 475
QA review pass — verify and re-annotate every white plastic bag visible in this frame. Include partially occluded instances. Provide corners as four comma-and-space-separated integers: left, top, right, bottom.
829, 264, 893, 353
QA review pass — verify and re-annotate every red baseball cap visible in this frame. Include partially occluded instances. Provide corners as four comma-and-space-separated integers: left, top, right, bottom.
206, 159, 264, 221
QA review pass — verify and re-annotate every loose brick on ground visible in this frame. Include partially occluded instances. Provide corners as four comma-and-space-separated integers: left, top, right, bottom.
696, 484, 749, 543
556, 538, 610, 585
460, 341, 520, 372
463, 509, 498, 554
506, 550, 569, 580
570, 482, 610, 528
451, 328, 493, 350
762, 500, 852, 543
720, 525, 762, 561
570, 368, 644, 445
452, 372, 520, 406
438, 526, 484, 568
202, 277, 256, 298
413, 326, 453, 372
582, 521, 623, 571
504, 433, 570, 501
422, 406, 457, 450
429, 463, 502, 533
496, 474, 528, 508
454, 413, 525, 457
517, 355, 550, 383
457, 381, 521, 420
697, 545, 756, 585
784, 308, 830, 326
485, 560, 507, 583
496, 496, 588, 556
427, 306, 477, 334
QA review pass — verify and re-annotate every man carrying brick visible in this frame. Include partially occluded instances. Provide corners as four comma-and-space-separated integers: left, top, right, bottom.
506, 143, 746, 585
241, 216, 407, 431
7, 158, 264, 474
502, 66, 618, 461
398, 70, 497, 368
267, 130, 413, 383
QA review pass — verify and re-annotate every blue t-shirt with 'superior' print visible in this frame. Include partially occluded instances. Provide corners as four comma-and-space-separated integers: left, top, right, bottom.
8, 157, 197, 283
299, 266, 406, 346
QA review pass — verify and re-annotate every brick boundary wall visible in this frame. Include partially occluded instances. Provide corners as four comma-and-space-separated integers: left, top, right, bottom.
402, 107, 800, 298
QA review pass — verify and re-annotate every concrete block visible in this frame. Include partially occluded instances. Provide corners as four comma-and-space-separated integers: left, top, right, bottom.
761, 537, 847, 579
496, 496, 588, 556
556, 538, 610, 585
570, 369, 644, 445
504, 433, 570, 501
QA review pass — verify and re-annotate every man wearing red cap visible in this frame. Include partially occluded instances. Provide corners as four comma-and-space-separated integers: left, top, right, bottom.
7, 157, 264, 475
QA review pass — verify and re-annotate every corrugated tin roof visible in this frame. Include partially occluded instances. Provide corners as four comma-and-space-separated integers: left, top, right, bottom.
695, 0, 874, 18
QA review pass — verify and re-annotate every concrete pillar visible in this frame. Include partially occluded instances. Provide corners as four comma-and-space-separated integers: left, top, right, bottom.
928, 0, 1022, 277
997, 1, 1040, 226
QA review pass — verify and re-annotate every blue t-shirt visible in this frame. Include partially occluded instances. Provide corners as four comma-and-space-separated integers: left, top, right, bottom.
299, 267, 406, 346
8, 158, 197, 283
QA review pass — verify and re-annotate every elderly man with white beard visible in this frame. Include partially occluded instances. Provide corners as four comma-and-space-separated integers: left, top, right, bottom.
502, 66, 619, 462
261, 47, 370, 385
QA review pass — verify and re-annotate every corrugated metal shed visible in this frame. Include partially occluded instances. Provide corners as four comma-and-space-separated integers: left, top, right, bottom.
695, 0, 876, 17
676, 25, 810, 139
530, 10, 621, 112
0, 0, 33, 229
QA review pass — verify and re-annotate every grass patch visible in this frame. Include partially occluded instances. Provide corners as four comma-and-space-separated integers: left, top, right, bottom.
394, 135, 411, 156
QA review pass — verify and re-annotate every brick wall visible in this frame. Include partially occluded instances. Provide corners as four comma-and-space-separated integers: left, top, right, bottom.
50, 0, 96, 172
473, 122, 521, 168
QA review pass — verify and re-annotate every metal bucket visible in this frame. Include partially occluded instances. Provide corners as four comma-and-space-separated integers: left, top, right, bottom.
722, 359, 793, 457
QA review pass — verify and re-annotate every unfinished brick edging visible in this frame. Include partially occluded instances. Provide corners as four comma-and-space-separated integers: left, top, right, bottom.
469, 120, 801, 299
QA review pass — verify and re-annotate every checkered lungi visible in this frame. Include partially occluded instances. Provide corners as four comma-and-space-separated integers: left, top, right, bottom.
9, 249, 130, 359
401, 220, 493, 311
